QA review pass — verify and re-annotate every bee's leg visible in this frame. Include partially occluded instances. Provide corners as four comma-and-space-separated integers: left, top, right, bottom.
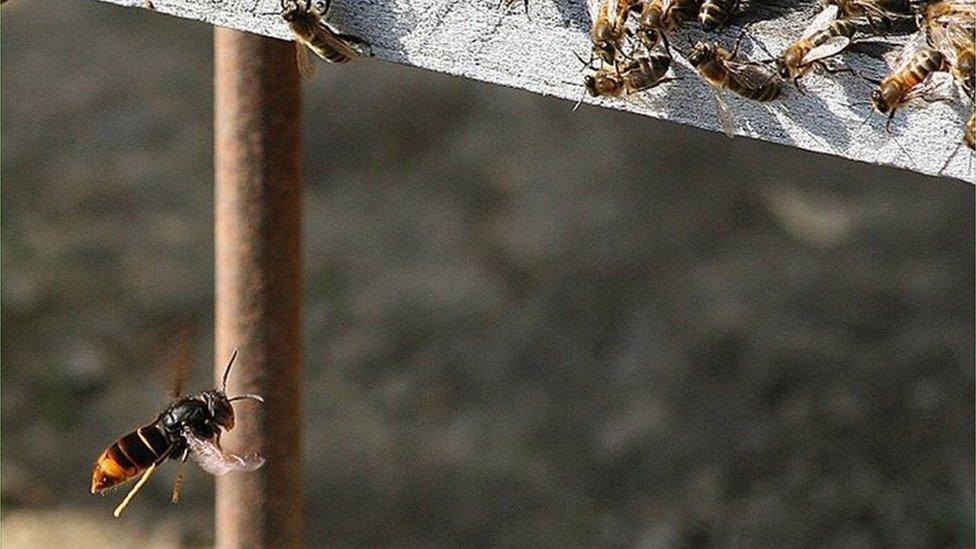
573, 51, 597, 72
336, 32, 373, 56
572, 87, 588, 112
729, 22, 751, 58
336, 31, 367, 45
749, 37, 776, 65
113, 462, 160, 518
793, 75, 807, 95
820, 63, 856, 79
171, 448, 190, 504
884, 109, 896, 132
659, 31, 671, 56
618, 36, 637, 62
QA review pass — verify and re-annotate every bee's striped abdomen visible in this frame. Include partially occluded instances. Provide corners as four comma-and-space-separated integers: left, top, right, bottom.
699, 0, 738, 30
821, 19, 857, 43
91, 424, 171, 493
728, 78, 780, 101
725, 66, 781, 102
906, 48, 944, 87
309, 36, 354, 63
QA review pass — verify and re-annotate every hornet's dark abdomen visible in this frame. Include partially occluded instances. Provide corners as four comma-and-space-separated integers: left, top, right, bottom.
91, 423, 173, 493
118, 425, 170, 463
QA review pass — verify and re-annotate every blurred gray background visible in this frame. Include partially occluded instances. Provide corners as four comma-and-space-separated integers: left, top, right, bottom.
2, 0, 974, 546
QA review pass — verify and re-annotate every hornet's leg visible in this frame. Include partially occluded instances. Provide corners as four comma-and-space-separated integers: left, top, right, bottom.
114, 462, 159, 518
113, 446, 174, 517
171, 448, 190, 503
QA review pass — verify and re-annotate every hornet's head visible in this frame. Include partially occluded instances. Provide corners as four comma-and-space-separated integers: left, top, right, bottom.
208, 349, 265, 431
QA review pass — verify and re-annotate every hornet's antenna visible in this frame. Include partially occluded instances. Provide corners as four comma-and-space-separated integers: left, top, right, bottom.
221, 348, 239, 392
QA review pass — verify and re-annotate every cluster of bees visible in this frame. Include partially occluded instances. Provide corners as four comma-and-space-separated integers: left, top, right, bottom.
277, 0, 973, 149
575, 0, 975, 148
579, 0, 780, 125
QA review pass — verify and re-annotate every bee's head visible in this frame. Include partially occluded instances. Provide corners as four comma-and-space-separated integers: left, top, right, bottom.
687, 42, 712, 67
642, 7, 663, 30
279, 0, 305, 21
636, 28, 661, 51
870, 87, 891, 113
776, 53, 796, 80
583, 74, 599, 97
593, 43, 616, 66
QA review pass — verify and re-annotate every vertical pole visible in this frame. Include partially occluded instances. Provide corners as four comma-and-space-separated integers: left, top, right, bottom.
214, 28, 303, 549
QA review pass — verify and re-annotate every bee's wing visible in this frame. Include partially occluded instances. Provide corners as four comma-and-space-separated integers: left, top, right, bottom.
802, 4, 839, 39
945, 19, 976, 45
904, 70, 958, 102
184, 431, 265, 476
295, 42, 317, 78
712, 89, 737, 138
858, 0, 911, 22
312, 21, 362, 60
800, 34, 851, 64
587, 0, 607, 24
891, 32, 927, 72
932, 0, 976, 20
927, 28, 957, 65
940, 21, 975, 64
724, 60, 779, 92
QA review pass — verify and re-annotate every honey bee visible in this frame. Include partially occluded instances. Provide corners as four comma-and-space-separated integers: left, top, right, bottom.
823, 0, 913, 32
91, 350, 265, 517
870, 34, 953, 127
919, 0, 975, 99
638, 0, 702, 34
588, 0, 639, 64
281, 0, 368, 75
582, 48, 674, 98
699, 0, 739, 31
688, 40, 781, 136
777, 4, 859, 85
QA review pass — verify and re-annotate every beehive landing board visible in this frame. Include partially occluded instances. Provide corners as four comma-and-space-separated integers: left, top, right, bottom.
98, 0, 974, 183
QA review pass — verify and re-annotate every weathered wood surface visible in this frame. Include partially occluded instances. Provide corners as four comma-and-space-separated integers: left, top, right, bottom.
99, 0, 974, 182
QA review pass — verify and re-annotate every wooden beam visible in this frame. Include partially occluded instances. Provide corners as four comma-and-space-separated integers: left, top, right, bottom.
214, 27, 304, 549
99, 0, 972, 182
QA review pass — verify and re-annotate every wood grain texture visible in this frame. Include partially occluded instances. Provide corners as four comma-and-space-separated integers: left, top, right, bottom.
102, 0, 974, 182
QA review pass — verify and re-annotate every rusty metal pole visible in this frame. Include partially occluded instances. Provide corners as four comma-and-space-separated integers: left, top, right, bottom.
214, 27, 303, 549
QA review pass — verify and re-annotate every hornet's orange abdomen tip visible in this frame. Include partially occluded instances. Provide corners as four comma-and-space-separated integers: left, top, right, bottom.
91, 447, 137, 493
